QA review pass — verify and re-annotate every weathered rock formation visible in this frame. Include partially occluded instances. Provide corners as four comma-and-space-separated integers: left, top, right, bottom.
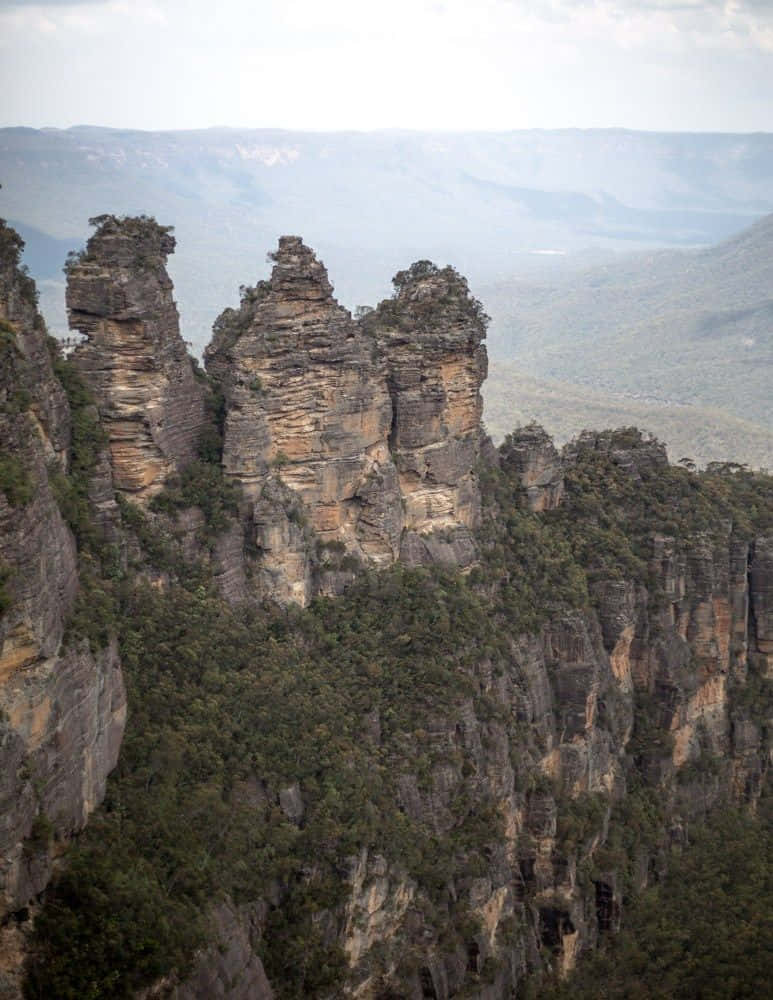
5, 216, 772, 1000
206, 238, 401, 603
67, 215, 206, 503
140, 901, 274, 1000
368, 261, 489, 566
206, 241, 488, 603
500, 423, 564, 512
0, 223, 125, 958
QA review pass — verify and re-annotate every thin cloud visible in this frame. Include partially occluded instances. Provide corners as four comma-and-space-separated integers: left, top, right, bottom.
0, 1, 110, 6
0, 0, 771, 130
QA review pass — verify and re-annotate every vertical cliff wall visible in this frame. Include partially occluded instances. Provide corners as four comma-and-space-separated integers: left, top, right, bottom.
366, 261, 488, 566
0, 222, 125, 946
67, 215, 206, 503
206, 241, 489, 603
8, 211, 773, 999
206, 237, 400, 597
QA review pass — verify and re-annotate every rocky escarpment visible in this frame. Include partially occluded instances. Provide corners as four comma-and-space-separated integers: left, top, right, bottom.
336, 609, 628, 997
328, 433, 773, 996
500, 423, 564, 512
0, 222, 125, 993
564, 432, 773, 798
366, 261, 489, 566
140, 436, 771, 1000
206, 240, 488, 604
67, 215, 206, 503
206, 236, 400, 604
8, 213, 773, 1000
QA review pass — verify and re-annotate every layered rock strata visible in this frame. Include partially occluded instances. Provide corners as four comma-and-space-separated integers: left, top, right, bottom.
207, 238, 400, 578
0, 222, 126, 929
67, 215, 205, 503
500, 423, 564, 511
206, 242, 490, 602
367, 261, 488, 566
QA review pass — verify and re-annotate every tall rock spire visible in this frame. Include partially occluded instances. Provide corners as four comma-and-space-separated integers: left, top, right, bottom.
366, 260, 488, 566
206, 236, 402, 603
66, 215, 205, 502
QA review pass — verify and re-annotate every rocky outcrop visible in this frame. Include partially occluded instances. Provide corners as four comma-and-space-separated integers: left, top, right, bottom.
563, 428, 668, 480
61, 231, 489, 606
141, 901, 274, 1000
500, 424, 564, 512
206, 237, 401, 604
367, 261, 488, 566
67, 215, 206, 503
0, 222, 125, 930
7, 214, 771, 1000
206, 241, 488, 604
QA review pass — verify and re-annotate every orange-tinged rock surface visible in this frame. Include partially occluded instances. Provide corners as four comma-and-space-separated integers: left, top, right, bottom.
0, 222, 125, 931
67, 215, 206, 503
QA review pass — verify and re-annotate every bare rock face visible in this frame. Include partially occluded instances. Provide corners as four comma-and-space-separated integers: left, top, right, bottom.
67, 215, 206, 503
750, 536, 773, 677
141, 901, 273, 1000
0, 223, 126, 924
500, 424, 564, 512
205, 243, 490, 602
206, 237, 401, 604
367, 261, 488, 566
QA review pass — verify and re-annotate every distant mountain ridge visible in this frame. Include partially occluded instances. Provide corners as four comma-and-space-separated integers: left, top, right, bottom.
2, 125, 773, 354
483, 212, 773, 467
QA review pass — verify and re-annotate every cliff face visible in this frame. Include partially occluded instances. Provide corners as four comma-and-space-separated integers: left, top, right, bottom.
206, 240, 487, 604
206, 237, 400, 603
9, 218, 773, 1000
500, 423, 564, 512
367, 261, 488, 566
0, 223, 125, 934
334, 608, 627, 998
330, 434, 773, 998
67, 215, 206, 503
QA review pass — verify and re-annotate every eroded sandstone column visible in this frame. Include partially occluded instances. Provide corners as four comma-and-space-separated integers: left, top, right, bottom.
206, 236, 402, 576
67, 215, 205, 502
367, 261, 489, 566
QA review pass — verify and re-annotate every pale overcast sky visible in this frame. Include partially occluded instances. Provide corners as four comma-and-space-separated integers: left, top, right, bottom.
1, 0, 772, 131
